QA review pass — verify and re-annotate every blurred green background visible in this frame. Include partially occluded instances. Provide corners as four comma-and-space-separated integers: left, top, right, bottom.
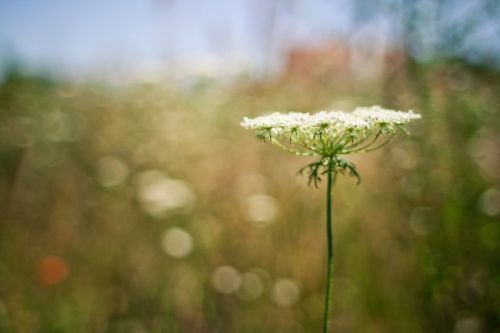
1, 1, 500, 332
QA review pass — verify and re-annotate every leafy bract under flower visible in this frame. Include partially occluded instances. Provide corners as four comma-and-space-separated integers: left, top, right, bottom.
241, 105, 421, 158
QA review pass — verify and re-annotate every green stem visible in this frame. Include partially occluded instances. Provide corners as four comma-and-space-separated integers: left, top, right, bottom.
322, 166, 334, 333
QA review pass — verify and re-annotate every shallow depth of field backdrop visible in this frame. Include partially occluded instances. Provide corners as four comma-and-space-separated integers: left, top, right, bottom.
1, 1, 500, 332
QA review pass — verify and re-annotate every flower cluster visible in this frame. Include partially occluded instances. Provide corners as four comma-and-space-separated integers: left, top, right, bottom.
353, 106, 422, 125
241, 105, 421, 185
241, 105, 420, 157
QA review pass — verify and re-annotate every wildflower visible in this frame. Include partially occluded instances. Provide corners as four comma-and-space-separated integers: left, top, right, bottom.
241, 106, 420, 158
241, 106, 421, 185
240, 105, 421, 333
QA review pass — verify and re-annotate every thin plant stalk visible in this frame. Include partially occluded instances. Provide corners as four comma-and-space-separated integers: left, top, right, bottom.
322, 164, 334, 333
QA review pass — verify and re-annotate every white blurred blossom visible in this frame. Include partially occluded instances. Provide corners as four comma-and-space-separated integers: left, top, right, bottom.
237, 272, 264, 301
244, 194, 278, 226
272, 278, 300, 307
136, 170, 195, 218
479, 188, 500, 216
212, 266, 241, 294
97, 156, 129, 188
161, 227, 194, 259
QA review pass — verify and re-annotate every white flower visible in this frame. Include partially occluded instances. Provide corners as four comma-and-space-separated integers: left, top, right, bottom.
353, 105, 421, 124
240, 112, 311, 130
240, 111, 370, 131
308, 111, 370, 129
241, 106, 421, 158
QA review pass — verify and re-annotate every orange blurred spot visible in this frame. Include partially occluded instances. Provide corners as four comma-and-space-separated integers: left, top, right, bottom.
38, 255, 69, 286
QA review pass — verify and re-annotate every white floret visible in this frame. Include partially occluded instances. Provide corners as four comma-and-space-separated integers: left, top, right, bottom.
353, 106, 421, 124
240, 112, 311, 129
308, 111, 370, 129
241, 106, 421, 157
240, 110, 372, 131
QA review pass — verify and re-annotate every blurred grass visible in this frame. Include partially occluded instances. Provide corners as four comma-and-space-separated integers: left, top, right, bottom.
0, 60, 499, 333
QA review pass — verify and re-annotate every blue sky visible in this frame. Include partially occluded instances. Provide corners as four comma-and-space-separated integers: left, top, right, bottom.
0, 0, 498, 80
0, 0, 354, 78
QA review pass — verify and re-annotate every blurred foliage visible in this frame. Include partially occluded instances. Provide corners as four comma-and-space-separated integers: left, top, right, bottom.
0, 58, 499, 333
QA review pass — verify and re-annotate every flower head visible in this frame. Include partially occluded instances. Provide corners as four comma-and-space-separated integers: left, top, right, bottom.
241, 106, 421, 185
241, 106, 420, 158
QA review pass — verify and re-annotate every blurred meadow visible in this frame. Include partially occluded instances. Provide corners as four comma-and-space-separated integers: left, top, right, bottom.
1, 1, 500, 332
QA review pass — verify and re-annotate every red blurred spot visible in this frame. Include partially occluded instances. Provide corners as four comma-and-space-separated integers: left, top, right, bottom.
38, 255, 69, 286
